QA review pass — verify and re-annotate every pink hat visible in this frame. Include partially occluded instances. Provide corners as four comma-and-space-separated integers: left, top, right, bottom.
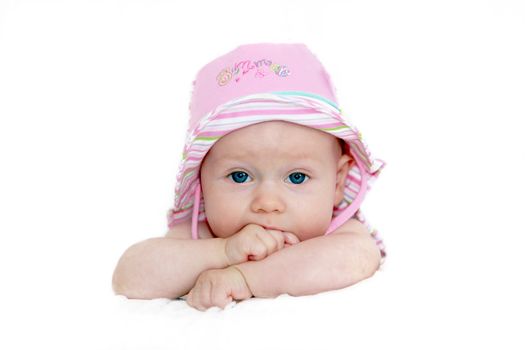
167, 43, 386, 258
188, 43, 339, 130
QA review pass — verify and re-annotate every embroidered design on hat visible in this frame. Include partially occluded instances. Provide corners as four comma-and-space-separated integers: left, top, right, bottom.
217, 58, 291, 86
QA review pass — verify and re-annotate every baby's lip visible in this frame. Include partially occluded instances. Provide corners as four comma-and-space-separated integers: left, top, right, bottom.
261, 225, 284, 231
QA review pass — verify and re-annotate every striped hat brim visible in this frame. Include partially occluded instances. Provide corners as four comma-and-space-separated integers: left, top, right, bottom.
167, 91, 386, 228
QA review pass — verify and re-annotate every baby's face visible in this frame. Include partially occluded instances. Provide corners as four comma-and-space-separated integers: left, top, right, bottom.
200, 121, 351, 241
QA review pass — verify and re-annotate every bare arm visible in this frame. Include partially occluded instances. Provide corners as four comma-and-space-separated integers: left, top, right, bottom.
112, 236, 228, 299
234, 229, 381, 298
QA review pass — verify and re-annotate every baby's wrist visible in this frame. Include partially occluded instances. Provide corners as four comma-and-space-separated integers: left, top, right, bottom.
219, 237, 234, 266
230, 264, 254, 295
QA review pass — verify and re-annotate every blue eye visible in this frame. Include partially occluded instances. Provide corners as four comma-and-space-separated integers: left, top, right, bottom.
228, 171, 251, 183
228, 171, 309, 185
287, 172, 309, 185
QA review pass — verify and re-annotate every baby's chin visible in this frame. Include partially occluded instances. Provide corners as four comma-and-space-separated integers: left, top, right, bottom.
295, 229, 328, 241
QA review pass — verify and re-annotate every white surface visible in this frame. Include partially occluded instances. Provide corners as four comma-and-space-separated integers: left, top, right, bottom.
109, 271, 426, 350
108, 266, 519, 350
1, 0, 524, 349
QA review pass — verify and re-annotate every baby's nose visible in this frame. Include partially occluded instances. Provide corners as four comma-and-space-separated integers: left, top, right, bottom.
250, 183, 286, 214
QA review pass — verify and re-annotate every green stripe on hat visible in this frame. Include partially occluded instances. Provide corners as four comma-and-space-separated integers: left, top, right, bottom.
272, 91, 341, 111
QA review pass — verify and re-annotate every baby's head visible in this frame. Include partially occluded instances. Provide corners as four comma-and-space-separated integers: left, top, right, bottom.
200, 120, 352, 241
166, 43, 385, 240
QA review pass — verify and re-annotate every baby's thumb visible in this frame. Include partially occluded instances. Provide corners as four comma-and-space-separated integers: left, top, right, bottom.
283, 232, 300, 245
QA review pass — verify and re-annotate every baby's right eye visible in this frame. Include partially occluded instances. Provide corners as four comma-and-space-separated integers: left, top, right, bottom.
228, 171, 251, 184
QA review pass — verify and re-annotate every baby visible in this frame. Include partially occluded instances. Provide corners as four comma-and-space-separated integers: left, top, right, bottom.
112, 43, 386, 311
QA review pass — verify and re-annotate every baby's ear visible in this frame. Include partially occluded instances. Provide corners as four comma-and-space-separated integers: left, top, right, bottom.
334, 154, 352, 206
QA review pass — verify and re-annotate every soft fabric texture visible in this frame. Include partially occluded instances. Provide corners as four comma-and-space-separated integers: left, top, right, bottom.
110, 271, 393, 350
166, 43, 386, 260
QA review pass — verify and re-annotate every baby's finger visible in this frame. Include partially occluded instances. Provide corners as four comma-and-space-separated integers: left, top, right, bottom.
247, 236, 270, 260
210, 285, 233, 310
254, 230, 281, 255
186, 290, 193, 306
264, 230, 285, 251
283, 232, 300, 245
193, 279, 212, 311
186, 286, 201, 309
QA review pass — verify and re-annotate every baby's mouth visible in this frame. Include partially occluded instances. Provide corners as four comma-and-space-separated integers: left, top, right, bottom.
261, 225, 284, 231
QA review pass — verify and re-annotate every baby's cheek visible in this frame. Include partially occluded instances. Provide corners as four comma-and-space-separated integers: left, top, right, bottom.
207, 216, 233, 238
296, 207, 333, 240
203, 193, 235, 238
206, 210, 243, 238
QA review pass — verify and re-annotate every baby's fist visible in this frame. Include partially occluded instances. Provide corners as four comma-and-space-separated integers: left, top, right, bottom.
223, 224, 300, 265
186, 266, 252, 311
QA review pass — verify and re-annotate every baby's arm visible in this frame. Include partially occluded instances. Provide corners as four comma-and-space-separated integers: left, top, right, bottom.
112, 221, 229, 299
234, 220, 381, 298
111, 222, 298, 300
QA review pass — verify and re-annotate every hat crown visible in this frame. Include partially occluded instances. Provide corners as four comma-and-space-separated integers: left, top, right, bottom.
189, 43, 338, 131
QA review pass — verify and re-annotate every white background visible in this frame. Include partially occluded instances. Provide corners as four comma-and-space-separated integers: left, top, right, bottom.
1, 0, 524, 349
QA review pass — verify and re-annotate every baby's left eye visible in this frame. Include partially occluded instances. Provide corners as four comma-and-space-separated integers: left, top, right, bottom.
286, 172, 309, 185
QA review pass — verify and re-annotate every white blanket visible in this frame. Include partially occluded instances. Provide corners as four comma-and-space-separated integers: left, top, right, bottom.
107, 269, 396, 350
99, 258, 523, 350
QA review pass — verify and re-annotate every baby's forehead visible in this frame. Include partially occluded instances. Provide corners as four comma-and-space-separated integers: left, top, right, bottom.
216, 146, 318, 162
207, 121, 342, 162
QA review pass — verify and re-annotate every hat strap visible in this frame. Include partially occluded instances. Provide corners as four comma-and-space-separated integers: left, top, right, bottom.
325, 151, 369, 235
191, 181, 201, 240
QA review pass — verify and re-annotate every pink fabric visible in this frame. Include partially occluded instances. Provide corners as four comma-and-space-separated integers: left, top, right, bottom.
189, 43, 338, 130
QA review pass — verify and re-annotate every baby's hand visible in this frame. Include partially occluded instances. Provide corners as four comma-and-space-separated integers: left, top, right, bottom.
186, 266, 252, 311
223, 224, 300, 265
